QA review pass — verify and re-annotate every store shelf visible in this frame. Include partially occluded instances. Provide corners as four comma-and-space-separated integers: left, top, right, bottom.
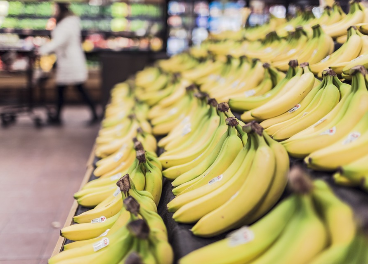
0, 28, 162, 38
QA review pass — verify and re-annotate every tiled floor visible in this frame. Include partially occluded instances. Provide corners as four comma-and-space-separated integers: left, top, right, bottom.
0, 106, 99, 264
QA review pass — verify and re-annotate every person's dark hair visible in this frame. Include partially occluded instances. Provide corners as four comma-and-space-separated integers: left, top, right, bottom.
55, 2, 74, 24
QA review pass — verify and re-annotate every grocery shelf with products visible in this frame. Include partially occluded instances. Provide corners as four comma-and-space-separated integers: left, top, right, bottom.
49, 1, 368, 263
0, 0, 166, 53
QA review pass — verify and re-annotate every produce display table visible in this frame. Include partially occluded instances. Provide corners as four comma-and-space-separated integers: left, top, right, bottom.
52, 143, 368, 263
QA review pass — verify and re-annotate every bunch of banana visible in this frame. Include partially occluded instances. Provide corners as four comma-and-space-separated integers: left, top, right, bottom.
216, 62, 284, 103
76, 144, 162, 207
93, 126, 156, 178
150, 85, 204, 136
161, 102, 231, 180
73, 155, 161, 226
228, 60, 299, 112
337, 25, 368, 74
96, 96, 154, 158
180, 56, 225, 83
158, 52, 198, 73
167, 120, 288, 237
261, 69, 341, 141
311, 26, 362, 76
241, 62, 318, 123
284, 66, 368, 158
198, 55, 245, 94
169, 116, 243, 197
323, 1, 365, 38
269, 27, 308, 65
272, 24, 333, 71
244, 15, 286, 41
208, 60, 275, 103
179, 167, 367, 264
275, 8, 315, 37
50, 177, 172, 264
135, 66, 160, 88
158, 97, 221, 163
243, 31, 289, 62
305, 108, 368, 171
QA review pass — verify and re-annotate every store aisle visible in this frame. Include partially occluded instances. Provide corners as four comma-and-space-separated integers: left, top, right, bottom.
0, 107, 99, 264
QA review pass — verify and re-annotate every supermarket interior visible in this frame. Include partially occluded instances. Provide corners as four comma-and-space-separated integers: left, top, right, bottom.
1, 0, 368, 263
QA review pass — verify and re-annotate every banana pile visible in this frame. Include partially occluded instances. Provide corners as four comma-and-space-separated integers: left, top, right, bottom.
75, 143, 162, 207
283, 66, 368, 160
167, 119, 289, 237
50, 175, 172, 264
179, 167, 368, 264
257, 67, 342, 141
47, 1, 368, 262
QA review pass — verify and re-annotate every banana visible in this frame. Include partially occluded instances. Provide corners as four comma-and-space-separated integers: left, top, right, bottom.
271, 70, 340, 141
340, 154, 368, 183
251, 63, 315, 120
284, 66, 368, 158
49, 224, 133, 264
211, 60, 265, 102
61, 209, 123, 241
306, 110, 368, 170
323, 1, 364, 38
171, 118, 239, 188
162, 109, 228, 179
159, 103, 223, 168
63, 209, 132, 250
171, 127, 253, 221
144, 160, 162, 206
229, 60, 299, 112
260, 75, 326, 129
241, 131, 289, 224
191, 125, 275, 237
94, 142, 134, 177
251, 195, 327, 264
309, 180, 356, 264
178, 195, 298, 264
161, 98, 218, 157
76, 185, 120, 208
311, 26, 362, 76
173, 118, 243, 195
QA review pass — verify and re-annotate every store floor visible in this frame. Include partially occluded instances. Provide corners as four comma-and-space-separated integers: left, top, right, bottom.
0, 106, 99, 264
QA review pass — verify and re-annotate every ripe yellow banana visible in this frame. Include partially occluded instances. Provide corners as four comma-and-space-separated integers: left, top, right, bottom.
191, 127, 275, 237
251, 63, 315, 120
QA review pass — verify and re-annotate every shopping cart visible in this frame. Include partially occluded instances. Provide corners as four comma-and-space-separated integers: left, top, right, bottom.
0, 49, 53, 128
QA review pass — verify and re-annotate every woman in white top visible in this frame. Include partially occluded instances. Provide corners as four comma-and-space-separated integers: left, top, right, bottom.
39, 2, 98, 125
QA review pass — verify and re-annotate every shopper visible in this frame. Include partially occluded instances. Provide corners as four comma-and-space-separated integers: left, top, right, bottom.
39, 2, 98, 125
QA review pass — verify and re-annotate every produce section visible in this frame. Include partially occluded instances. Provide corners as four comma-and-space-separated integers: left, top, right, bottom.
49, 1, 368, 264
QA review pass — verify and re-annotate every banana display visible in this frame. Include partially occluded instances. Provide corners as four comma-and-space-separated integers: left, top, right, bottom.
49, 1, 368, 263
50, 175, 172, 264
179, 167, 368, 264
166, 119, 289, 237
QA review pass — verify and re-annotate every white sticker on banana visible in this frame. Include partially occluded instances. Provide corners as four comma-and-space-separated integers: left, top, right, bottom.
98, 229, 110, 238
93, 238, 109, 252
288, 104, 301, 113
320, 126, 336, 136
228, 226, 254, 247
208, 174, 223, 185
342, 132, 361, 145
91, 216, 107, 224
